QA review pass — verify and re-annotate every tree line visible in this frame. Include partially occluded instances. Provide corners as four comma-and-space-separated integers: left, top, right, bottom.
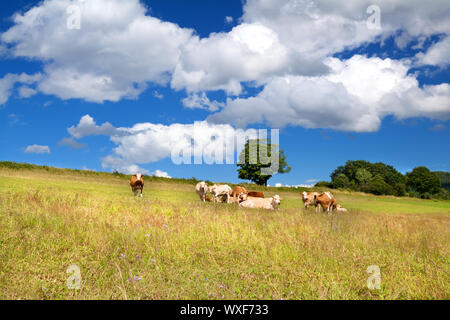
315, 160, 449, 199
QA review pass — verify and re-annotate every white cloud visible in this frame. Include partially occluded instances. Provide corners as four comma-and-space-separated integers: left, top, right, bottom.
182, 92, 224, 112
151, 170, 171, 178
152, 90, 164, 99
208, 55, 450, 131
0, 73, 41, 105
68, 114, 117, 139
415, 37, 450, 68
68, 115, 258, 173
25, 144, 50, 154
58, 137, 87, 149
2, 0, 193, 103
225, 16, 234, 24
18, 86, 37, 98
171, 23, 291, 95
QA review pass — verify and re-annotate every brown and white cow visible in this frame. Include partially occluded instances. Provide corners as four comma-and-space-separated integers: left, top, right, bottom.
247, 191, 265, 198
231, 186, 248, 203
130, 173, 144, 197
313, 192, 337, 214
301, 191, 320, 211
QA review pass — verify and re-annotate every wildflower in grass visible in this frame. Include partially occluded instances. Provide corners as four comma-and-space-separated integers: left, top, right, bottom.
145, 234, 151, 238
120, 254, 126, 259
222, 295, 225, 299
126, 278, 130, 283
133, 276, 141, 282
135, 254, 141, 261
150, 259, 156, 264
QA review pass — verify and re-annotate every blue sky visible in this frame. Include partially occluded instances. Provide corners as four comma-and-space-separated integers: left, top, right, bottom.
0, 0, 449, 186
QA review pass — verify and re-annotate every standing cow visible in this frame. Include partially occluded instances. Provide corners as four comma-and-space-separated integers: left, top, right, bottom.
301, 191, 320, 211
130, 173, 144, 197
195, 181, 209, 202
313, 192, 337, 214
209, 184, 232, 203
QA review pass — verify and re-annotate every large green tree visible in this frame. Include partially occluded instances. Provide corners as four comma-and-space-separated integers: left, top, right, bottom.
237, 139, 291, 186
406, 166, 441, 195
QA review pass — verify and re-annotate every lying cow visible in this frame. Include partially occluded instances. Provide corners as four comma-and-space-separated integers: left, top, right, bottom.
231, 186, 248, 203
195, 181, 209, 202
247, 191, 264, 198
209, 184, 232, 203
313, 192, 337, 214
336, 204, 348, 213
130, 173, 144, 197
301, 191, 320, 211
239, 195, 281, 210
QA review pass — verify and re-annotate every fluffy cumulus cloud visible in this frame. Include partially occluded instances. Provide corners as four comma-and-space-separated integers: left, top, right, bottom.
151, 170, 171, 178
68, 115, 258, 173
1, 0, 193, 103
208, 55, 450, 131
68, 115, 117, 139
1, 0, 449, 132
171, 23, 291, 94
415, 36, 450, 68
24, 144, 50, 154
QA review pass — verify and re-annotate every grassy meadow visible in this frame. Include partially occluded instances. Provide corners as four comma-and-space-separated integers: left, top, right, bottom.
0, 166, 449, 300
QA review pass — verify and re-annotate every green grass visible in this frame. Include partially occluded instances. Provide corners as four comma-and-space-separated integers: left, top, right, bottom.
0, 168, 449, 300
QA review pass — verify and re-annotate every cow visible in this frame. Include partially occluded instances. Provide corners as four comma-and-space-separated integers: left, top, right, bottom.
239, 195, 281, 210
231, 186, 248, 204
195, 181, 209, 202
313, 192, 337, 214
247, 191, 265, 198
336, 204, 348, 213
301, 191, 320, 211
130, 173, 144, 197
209, 184, 233, 203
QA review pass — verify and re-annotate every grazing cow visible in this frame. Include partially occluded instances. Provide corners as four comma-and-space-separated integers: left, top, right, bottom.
130, 173, 144, 197
301, 191, 320, 211
209, 184, 233, 203
247, 191, 265, 198
195, 181, 209, 202
231, 186, 248, 204
313, 192, 337, 214
239, 195, 281, 210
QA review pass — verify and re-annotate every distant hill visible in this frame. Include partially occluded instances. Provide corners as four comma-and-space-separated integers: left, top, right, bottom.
434, 171, 450, 191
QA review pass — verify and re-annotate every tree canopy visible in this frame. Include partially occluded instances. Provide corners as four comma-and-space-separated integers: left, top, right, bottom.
237, 139, 291, 186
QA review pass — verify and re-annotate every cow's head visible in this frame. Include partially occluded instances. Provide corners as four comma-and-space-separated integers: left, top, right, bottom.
136, 173, 142, 181
238, 193, 248, 203
272, 195, 281, 206
208, 185, 217, 194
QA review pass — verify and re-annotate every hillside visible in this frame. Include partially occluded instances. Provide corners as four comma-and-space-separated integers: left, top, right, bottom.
0, 164, 449, 299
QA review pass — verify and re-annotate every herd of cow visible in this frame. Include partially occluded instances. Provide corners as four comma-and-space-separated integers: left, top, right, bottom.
129, 173, 348, 213
195, 181, 349, 213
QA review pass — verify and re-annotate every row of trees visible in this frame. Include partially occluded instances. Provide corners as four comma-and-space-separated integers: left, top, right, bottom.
235, 140, 448, 200
323, 160, 447, 199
